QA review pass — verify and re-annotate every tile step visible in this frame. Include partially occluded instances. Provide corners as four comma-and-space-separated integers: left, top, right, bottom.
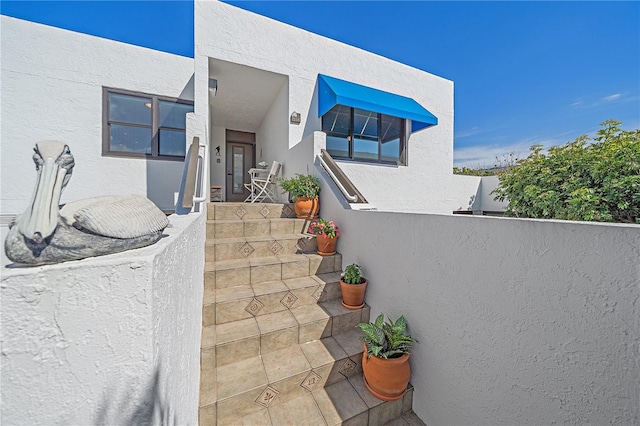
207, 218, 313, 239
199, 369, 419, 426
207, 202, 296, 221
204, 254, 342, 289
203, 301, 370, 367
205, 234, 319, 262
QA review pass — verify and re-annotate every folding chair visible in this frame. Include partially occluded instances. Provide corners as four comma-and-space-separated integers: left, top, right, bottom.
249, 161, 281, 203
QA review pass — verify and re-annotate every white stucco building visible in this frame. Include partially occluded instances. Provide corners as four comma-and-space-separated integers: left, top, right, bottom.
1, 1, 492, 220
4, 3, 637, 426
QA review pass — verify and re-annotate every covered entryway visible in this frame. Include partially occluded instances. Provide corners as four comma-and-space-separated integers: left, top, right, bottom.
207, 58, 288, 201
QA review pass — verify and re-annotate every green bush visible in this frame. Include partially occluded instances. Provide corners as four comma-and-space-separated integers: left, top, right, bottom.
493, 120, 640, 223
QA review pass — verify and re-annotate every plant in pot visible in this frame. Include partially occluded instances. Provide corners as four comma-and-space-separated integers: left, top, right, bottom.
340, 263, 367, 310
279, 174, 321, 219
308, 218, 340, 256
358, 314, 419, 401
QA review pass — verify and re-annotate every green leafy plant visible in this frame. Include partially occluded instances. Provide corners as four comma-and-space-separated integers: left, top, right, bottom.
493, 120, 640, 223
279, 174, 321, 199
342, 263, 363, 284
358, 314, 418, 359
308, 218, 340, 238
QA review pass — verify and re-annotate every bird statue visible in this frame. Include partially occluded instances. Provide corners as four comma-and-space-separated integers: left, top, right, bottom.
4, 141, 169, 266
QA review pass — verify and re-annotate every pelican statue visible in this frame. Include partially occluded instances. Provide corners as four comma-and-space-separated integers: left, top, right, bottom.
5, 141, 169, 266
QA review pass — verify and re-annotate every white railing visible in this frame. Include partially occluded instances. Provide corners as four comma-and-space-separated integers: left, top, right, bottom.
180, 136, 209, 211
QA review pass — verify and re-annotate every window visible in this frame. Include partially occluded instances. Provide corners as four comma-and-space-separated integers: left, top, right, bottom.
103, 88, 193, 160
322, 105, 407, 165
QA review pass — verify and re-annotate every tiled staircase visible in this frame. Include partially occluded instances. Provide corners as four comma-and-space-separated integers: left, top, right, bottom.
198, 203, 424, 426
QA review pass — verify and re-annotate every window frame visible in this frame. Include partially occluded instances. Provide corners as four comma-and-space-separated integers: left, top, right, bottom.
102, 87, 193, 161
322, 105, 408, 166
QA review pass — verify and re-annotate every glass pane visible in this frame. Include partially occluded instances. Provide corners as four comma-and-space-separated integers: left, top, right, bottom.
326, 135, 349, 158
109, 124, 151, 154
232, 146, 244, 194
109, 93, 151, 125
159, 129, 186, 157
353, 136, 378, 162
322, 105, 350, 135
380, 115, 401, 142
159, 101, 193, 129
381, 139, 400, 163
354, 109, 377, 138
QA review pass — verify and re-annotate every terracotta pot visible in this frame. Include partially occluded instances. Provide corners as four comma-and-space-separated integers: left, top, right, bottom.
362, 344, 410, 401
316, 235, 337, 256
340, 278, 367, 310
294, 196, 319, 219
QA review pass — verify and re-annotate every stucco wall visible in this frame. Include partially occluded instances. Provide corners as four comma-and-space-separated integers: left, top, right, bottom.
1, 212, 205, 425
322, 184, 640, 425
1, 16, 195, 213
193, 1, 475, 214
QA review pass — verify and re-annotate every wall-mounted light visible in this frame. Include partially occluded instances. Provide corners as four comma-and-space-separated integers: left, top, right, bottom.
208, 78, 218, 96
290, 111, 301, 124
215, 146, 221, 156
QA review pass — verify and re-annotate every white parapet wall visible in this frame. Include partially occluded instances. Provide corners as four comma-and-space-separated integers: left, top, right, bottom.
0, 16, 194, 214
1, 212, 205, 425
321, 185, 640, 425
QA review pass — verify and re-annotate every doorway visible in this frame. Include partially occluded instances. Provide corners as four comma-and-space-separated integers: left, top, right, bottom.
225, 130, 255, 202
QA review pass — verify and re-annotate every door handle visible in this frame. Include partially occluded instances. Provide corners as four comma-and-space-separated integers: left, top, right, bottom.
227, 171, 232, 176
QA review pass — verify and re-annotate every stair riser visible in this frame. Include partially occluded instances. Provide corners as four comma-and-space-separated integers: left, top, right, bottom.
210, 256, 342, 289
206, 237, 318, 262
212, 279, 346, 326
214, 304, 370, 367
208, 203, 296, 221
207, 219, 311, 239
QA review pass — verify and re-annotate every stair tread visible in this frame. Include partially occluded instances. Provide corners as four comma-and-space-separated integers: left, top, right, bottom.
209, 329, 366, 402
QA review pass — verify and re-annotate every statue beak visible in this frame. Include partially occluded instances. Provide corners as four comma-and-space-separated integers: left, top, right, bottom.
18, 157, 68, 243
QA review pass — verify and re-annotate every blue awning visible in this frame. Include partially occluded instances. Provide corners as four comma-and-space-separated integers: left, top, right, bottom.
317, 74, 438, 133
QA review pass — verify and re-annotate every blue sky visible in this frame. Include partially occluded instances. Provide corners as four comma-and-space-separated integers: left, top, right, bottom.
2, 1, 638, 167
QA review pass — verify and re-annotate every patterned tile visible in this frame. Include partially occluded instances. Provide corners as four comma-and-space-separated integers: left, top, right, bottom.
255, 385, 279, 408
270, 240, 283, 255
300, 371, 323, 392
295, 238, 308, 251
260, 205, 271, 218
245, 298, 265, 316
235, 205, 247, 219
280, 292, 298, 309
283, 204, 294, 217
239, 242, 255, 257
312, 286, 324, 301
339, 358, 357, 377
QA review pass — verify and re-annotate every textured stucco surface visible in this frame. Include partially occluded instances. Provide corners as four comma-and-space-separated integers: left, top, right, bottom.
193, 1, 490, 213
1, 16, 195, 213
1, 212, 205, 425
322, 189, 640, 425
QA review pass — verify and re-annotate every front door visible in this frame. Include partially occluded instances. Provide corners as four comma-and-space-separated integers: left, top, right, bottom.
225, 142, 254, 201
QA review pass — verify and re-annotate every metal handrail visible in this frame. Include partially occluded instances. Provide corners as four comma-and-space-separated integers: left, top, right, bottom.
319, 151, 358, 202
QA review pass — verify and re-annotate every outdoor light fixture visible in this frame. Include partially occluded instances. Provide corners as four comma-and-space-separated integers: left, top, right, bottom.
290, 111, 301, 124
208, 78, 218, 96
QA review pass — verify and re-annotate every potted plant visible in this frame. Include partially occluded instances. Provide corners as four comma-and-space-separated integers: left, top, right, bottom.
279, 174, 321, 219
308, 218, 340, 256
340, 263, 367, 310
358, 314, 419, 401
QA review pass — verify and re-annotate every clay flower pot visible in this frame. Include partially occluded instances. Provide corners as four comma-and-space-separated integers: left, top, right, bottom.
362, 344, 411, 401
294, 196, 319, 219
340, 277, 367, 310
316, 235, 337, 256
